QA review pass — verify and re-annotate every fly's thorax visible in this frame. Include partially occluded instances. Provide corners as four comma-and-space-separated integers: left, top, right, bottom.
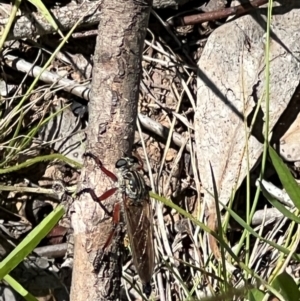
122, 170, 147, 201
115, 156, 148, 202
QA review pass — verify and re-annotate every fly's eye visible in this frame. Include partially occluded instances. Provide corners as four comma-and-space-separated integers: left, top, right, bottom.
115, 158, 127, 168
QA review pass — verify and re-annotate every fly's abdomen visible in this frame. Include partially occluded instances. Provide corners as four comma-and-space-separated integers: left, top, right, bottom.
116, 156, 154, 297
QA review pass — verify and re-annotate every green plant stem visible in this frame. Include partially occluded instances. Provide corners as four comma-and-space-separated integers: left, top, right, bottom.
4, 275, 38, 301
234, 0, 273, 258
0, 0, 22, 51
269, 213, 297, 283
150, 192, 286, 300
0, 154, 82, 174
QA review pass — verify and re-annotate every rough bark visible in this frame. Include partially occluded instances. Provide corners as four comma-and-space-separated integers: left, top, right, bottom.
70, 1, 152, 301
0, 2, 101, 41
0, 0, 186, 41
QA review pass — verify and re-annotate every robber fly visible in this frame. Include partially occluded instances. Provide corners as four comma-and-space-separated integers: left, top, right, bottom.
77, 153, 155, 297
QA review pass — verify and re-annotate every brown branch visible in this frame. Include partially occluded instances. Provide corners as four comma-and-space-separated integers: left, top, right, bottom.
70, 0, 152, 300
0, 0, 165, 41
0, 2, 102, 41
173, 0, 268, 26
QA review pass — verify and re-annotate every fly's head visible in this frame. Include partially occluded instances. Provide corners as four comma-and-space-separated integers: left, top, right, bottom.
115, 156, 146, 202
115, 156, 140, 173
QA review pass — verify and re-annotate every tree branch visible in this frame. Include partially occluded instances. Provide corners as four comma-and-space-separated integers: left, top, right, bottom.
0, 2, 101, 41
70, 0, 153, 300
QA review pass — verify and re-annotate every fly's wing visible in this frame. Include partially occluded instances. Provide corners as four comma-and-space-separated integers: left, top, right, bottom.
124, 195, 154, 284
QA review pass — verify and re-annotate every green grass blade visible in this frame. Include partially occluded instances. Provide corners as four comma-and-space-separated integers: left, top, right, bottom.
259, 180, 300, 224
4, 274, 39, 301
150, 192, 216, 235
269, 146, 300, 210
0, 0, 22, 50
150, 191, 300, 261
19, 104, 70, 152
0, 154, 82, 174
150, 192, 286, 299
27, 0, 64, 38
0, 205, 65, 279
219, 200, 300, 262
3, 2, 96, 122
271, 271, 300, 301
249, 288, 264, 301
209, 162, 228, 288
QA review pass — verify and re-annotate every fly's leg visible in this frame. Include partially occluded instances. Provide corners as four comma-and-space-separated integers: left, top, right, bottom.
93, 202, 121, 271
77, 152, 119, 215
84, 152, 118, 182
77, 152, 121, 270
76, 185, 119, 268
77, 187, 118, 216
